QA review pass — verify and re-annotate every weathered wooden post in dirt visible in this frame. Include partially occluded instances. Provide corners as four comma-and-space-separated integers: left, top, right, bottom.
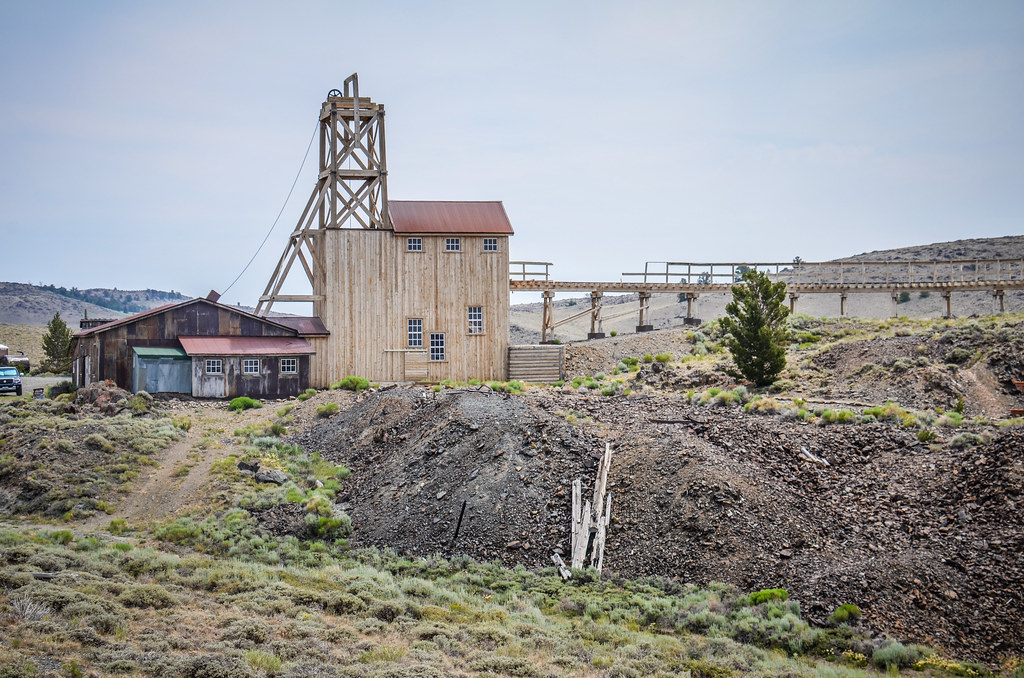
568, 443, 614, 573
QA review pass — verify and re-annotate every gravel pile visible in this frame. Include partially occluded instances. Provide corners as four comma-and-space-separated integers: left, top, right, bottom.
294, 388, 605, 566
527, 391, 1022, 662
287, 381, 1022, 661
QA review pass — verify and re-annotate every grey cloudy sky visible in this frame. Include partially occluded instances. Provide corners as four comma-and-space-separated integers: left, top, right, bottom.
1, 1, 1022, 308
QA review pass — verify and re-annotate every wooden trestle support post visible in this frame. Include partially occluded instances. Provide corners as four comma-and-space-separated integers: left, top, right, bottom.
541, 291, 555, 343
993, 289, 1005, 314
588, 291, 605, 339
256, 73, 389, 317
685, 292, 698, 321
636, 292, 653, 332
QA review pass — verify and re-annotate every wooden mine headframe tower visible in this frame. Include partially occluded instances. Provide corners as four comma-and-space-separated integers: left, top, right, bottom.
256, 73, 388, 316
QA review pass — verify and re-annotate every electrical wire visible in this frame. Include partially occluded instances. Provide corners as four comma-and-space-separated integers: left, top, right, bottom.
221, 121, 318, 298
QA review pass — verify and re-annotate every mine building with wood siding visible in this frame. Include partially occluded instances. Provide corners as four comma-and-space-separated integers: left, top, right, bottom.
302, 200, 513, 386
70, 297, 324, 398
255, 76, 517, 386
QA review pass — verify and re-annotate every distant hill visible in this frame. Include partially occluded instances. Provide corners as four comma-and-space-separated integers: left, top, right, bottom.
0, 282, 190, 327
839, 235, 1024, 262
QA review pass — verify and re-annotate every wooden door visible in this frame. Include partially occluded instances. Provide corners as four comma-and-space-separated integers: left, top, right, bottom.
403, 351, 429, 382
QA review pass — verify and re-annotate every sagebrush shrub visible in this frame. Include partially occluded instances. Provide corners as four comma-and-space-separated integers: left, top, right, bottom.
117, 584, 176, 609
84, 434, 114, 452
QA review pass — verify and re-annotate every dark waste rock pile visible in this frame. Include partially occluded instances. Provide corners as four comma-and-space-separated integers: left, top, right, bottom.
295, 388, 605, 567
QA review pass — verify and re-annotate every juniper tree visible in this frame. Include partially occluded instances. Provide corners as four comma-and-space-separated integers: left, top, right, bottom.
721, 270, 789, 387
42, 311, 73, 374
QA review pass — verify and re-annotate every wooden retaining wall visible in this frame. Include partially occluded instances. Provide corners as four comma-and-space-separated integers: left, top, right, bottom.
508, 345, 564, 383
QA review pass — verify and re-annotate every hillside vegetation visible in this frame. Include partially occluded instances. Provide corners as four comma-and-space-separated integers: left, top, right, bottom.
1, 310, 1023, 676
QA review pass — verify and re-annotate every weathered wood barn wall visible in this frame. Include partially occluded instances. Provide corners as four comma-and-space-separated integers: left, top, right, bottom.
71, 298, 319, 398
309, 201, 512, 384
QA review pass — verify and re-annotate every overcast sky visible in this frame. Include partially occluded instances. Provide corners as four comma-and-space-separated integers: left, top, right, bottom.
1, 1, 1022, 308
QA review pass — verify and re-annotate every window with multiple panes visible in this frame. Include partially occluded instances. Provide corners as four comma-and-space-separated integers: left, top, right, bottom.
445, 237, 461, 252
406, 237, 422, 252
483, 237, 498, 252
468, 306, 483, 334
242, 358, 260, 375
280, 358, 297, 374
408, 318, 423, 347
205, 359, 222, 375
429, 333, 446, 361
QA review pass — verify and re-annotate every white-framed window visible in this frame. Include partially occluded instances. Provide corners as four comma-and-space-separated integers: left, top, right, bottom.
205, 359, 223, 375
429, 333, 446, 361
408, 318, 423, 347
483, 237, 498, 252
468, 306, 483, 334
407, 237, 422, 252
242, 358, 260, 375
445, 237, 461, 252
280, 358, 297, 374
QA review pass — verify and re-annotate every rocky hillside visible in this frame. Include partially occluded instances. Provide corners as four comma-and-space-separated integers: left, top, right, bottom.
293, 313, 1024, 662
0, 282, 188, 327
840, 235, 1024, 263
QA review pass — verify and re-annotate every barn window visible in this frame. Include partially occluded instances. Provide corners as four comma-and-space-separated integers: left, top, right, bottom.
407, 237, 422, 252
467, 306, 484, 334
205, 359, 222, 375
280, 358, 297, 374
242, 359, 260, 375
408, 318, 423, 347
445, 238, 461, 252
483, 238, 498, 252
429, 333, 446, 361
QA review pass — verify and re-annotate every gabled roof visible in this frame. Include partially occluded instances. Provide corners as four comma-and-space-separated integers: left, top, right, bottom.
388, 200, 514, 235
179, 336, 315, 356
74, 298, 298, 338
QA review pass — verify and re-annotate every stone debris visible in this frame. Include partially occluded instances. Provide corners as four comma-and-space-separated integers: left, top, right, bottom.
293, 385, 1021, 662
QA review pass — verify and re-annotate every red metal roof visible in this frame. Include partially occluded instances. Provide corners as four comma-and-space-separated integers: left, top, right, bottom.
179, 336, 315, 356
272, 316, 330, 335
388, 200, 514, 235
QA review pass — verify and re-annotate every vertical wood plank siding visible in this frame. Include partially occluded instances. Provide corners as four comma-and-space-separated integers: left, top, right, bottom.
313, 230, 509, 383
72, 301, 301, 393
191, 356, 308, 398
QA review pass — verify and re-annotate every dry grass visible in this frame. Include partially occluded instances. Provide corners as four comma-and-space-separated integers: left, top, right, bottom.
0, 322, 46, 367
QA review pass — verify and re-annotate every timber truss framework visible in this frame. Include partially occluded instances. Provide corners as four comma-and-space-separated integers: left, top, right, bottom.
257, 73, 388, 316
510, 259, 1024, 342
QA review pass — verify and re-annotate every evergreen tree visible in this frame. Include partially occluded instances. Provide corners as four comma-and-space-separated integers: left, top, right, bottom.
721, 270, 789, 387
42, 312, 73, 374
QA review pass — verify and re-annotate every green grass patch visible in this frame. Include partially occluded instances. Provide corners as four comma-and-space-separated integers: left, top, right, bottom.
228, 397, 262, 412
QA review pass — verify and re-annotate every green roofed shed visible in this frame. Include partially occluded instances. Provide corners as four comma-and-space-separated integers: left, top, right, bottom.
132, 346, 190, 393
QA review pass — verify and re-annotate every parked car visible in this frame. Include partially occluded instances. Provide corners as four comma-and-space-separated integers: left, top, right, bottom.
0, 366, 23, 396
